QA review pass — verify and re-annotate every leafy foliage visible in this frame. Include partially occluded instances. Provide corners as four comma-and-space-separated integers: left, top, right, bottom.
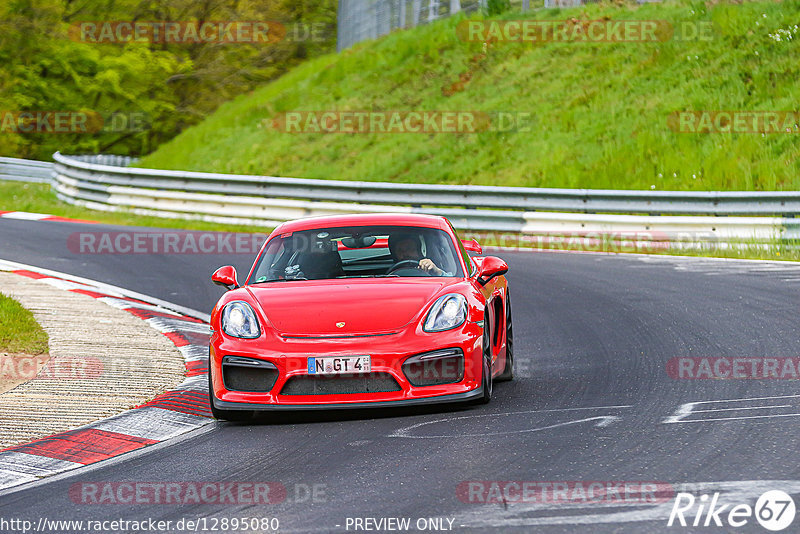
486, 0, 511, 16
0, 0, 336, 159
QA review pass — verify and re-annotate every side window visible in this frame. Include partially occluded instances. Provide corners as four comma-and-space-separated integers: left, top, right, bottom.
425, 230, 457, 276
252, 237, 289, 281
447, 222, 474, 276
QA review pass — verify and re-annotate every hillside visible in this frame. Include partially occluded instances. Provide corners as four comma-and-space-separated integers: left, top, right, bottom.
139, 0, 800, 191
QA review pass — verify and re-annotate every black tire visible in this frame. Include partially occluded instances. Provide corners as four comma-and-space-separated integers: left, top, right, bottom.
477, 319, 493, 404
208, 367, 254, 422
496, 292, 514, 382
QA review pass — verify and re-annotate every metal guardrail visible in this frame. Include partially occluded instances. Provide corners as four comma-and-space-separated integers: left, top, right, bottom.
52, 152, 800, 216
46, 152, 798, 247
61, 154, 139, 167
0, 157, 53, 183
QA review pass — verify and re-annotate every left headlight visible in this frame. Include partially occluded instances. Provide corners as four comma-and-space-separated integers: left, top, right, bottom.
423, 294, 467, 332
221, 301, 261, 339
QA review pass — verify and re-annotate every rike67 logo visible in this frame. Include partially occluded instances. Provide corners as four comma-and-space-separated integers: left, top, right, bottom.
668, 490, 796, 531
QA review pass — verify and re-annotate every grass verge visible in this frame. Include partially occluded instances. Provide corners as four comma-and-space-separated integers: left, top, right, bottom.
0, 181, 275, 233
0, 292, 48, 355
469, 232, 800, 261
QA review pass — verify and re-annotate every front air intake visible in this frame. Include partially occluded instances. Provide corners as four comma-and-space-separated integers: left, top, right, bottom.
222, 356, 278, 393
402, 348, 464, 387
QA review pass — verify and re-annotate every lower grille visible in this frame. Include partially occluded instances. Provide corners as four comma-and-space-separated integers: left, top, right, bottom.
222, 356, 278, 393
281, 372, 401, 396
402, 348, 464, 386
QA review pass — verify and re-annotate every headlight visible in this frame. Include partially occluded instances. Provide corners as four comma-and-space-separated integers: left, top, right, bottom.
423, 294, 467, 332
221, 301, 261, 339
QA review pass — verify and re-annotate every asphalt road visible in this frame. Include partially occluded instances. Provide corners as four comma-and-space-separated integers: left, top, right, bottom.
2, 218, 800, 533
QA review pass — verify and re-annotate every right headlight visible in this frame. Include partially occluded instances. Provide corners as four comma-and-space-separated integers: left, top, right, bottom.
221, 301, 261, 339
423, 294, 467, 332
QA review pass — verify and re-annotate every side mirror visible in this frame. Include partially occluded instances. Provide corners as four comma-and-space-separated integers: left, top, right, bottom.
212, 266, 238, 290
477, 256, 508, 285
461, 239, 482, 254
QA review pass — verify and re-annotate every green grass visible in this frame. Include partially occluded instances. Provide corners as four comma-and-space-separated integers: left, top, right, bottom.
661, 241, 800, 261
0, 293, 48, 354
0, 181, 274, 233
466, 231, 800, 261
139, 0, 800, 191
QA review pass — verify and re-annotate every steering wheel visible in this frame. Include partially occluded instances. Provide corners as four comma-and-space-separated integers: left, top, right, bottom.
387, 259, 421, 274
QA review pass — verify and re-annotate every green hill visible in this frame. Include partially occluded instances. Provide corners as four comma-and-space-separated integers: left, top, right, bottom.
139, 0, 800, 191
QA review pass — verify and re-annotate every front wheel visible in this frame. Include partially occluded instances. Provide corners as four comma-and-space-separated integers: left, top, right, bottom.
477, 321, 493, 404
496, 292, 514, 382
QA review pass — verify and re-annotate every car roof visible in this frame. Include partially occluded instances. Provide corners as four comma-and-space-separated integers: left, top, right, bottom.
271, 213, 452, 234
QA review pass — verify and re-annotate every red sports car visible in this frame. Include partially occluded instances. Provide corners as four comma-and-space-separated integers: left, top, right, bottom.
208, 213, 512, 420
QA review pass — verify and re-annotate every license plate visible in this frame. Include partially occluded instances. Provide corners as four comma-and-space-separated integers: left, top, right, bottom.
307, 355, 371, 375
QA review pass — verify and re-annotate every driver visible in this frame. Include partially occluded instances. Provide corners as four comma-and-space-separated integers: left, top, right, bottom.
388, 233, 445, 276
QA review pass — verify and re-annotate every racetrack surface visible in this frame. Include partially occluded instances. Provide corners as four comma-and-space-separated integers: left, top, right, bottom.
1, 218, 800, 533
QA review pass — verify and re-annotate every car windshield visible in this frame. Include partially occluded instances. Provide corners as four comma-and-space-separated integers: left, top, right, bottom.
249, 225, 463, 282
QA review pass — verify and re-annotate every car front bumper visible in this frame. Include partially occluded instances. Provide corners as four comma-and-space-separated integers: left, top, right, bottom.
210, 387, 484, 411
209, 321, 484, 410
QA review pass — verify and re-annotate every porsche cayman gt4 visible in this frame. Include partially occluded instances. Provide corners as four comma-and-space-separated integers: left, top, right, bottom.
208, 213, 512, 420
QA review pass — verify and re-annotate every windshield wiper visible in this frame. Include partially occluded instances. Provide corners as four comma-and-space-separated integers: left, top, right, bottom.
335, 274, 398, 278
250, 277, 308, 284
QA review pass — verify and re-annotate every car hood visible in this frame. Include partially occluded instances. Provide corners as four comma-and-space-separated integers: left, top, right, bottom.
246, 278, 456, 336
